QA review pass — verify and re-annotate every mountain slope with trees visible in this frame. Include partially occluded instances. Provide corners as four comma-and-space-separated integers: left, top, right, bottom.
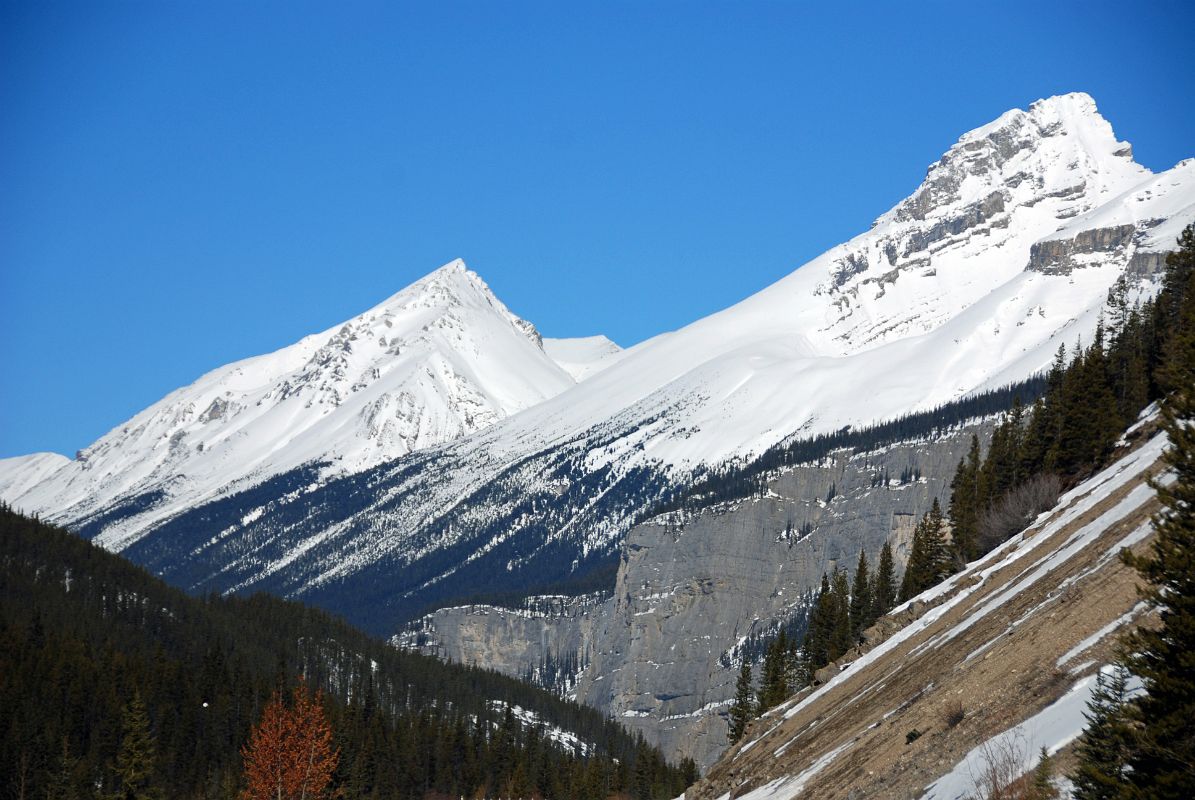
688, 225, 1195, 800
0, 506, 695, 799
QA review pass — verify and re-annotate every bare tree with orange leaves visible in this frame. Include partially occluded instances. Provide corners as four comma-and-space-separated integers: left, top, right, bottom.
241, 679, 339, 800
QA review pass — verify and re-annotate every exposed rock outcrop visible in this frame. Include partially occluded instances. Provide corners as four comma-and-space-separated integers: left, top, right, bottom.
403, 424, 991, 768
1026, 224, 1137, 274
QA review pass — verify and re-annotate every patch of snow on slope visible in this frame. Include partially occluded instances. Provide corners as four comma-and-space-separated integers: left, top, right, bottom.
923, 667, 1143, 800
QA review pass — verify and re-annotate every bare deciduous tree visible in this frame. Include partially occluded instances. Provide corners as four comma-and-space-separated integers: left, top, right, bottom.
977, 474, 1063, 555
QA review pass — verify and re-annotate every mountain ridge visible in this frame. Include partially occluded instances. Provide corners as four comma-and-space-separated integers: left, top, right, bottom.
2, 91, 1192, 642
0, 258, 587, 548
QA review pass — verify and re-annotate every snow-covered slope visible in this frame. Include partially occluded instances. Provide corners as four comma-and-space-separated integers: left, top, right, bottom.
450, 93, 1190, 472
543, 335, 625, 381
0, 452, 71, 506
2, 93, 1192, 633
0, 260, 578, 546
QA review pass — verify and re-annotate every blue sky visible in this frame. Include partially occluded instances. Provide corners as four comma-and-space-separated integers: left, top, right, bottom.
2, 0, 1193, 458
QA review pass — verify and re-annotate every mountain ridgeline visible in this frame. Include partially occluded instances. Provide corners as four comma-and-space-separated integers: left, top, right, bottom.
3, 93, 1193, 642
0, 506, 696, 800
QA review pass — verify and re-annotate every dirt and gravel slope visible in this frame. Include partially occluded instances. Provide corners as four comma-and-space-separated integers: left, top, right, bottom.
689, 416, 1167, 800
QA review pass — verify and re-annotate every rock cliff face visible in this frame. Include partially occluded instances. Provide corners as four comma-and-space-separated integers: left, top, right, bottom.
402, 424, 991, 768
396, 594, 605, 692
1026, 224, 1138, 275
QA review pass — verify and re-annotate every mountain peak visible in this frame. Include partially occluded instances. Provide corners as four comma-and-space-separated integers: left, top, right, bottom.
384, 259, 548, 349
385, 258, 487, 305
955, 91, 1120, 153
888, 92, 1146, 227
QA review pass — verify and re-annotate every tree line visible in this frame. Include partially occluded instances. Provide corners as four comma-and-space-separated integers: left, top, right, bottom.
655, 376, 1046, 519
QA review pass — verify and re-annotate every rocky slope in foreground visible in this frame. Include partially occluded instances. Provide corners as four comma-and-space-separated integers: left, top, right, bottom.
688, 412, 1167, 800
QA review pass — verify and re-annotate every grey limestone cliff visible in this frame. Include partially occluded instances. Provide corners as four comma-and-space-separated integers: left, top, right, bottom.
400, 424, 991, 769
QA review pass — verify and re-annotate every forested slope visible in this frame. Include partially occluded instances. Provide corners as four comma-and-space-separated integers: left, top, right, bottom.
0, 507, 695, 799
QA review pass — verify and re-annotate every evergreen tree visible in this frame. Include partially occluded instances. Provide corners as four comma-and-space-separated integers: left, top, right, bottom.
1120, 246, 1195, 799
899, 499, 953, 602
45, 737, 81, 800
787, 642, 811, 695
872, 543, 897, 619
1070, 665, 1137, 800
1031, 342, 1071, 474
1029, 747, 1060, 800
804, 574, 834, 670
1155, 224, 1195, 394
899, 515, 928, 603
849, 548, 873, 639
727, 664, 754, 744
949, 435, 983, 562
109, 691, 162, 800
923, 498, 952, 583
830, 568, 853, 659
757, 631, 790, 713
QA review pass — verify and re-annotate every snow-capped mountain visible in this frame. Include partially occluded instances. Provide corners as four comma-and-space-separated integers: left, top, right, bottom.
3, 93, 1192, 635
0, 260, 583, 548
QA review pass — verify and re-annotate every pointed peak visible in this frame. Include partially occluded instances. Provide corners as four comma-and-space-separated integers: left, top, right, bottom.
378, 258, 497, 311
430, 257, 469, 276
360, 259, 545, 347
417, 258, 476, 290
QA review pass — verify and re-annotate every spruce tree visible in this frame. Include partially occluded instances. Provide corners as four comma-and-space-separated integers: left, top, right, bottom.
757, 630, 790, 713
872, 542, 897, 618
1039, 343, 1071, 473
109, 691, 162, 800
830, 568, 853, 659
1156, 224, 1195, 394
46, 737, 81, 800
923, 498, 952, 583
804, 574, 833, 670
1070, 665, 1137, 800
728, 663, 754, 744
899, 515, 928, 603
1029, 747, 1060, 800
899, 500, 952, 602
849, 548, 873, 638
949, 435, 983, 561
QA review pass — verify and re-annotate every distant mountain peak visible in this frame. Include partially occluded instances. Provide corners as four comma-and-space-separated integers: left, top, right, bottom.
0, 258, 582, 545
891, 92, 1146, 228
376, 259, 488, 312
370, 259, 545, 349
